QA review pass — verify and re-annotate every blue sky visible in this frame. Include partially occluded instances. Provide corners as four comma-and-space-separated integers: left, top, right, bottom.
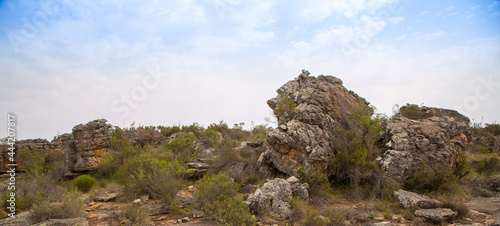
1, 0, 499, 140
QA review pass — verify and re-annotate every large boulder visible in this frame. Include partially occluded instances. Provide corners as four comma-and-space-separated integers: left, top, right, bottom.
259, 70, 369, 176
246, 178, 294, 219
379, 106, 470, 183
66, 119, 112, 174
394, 189, 442, 209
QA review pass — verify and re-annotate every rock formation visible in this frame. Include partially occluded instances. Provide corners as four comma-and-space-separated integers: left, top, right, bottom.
379, 106, 470, 183
246, 177, 309, 219
0, 139, 56, 173
259, 70, 369, 176
66, 119, 112, 175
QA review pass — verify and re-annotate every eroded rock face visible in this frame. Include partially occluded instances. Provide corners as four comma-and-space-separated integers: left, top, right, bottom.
380, 107, 470, 183
259, 70, 369, 176
66, 119, 112, 174
0, 139, 54, 173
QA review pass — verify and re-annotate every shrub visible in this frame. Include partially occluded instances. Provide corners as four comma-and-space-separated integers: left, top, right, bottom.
250, 124, 269, 141
194, 174, 254, 225
18, 148, 66, 180
272, 95, 296, 119
28, 192, 85, 223
160, 125, 181, 137
181, 122, 204, 137
442, 200, 469, 221
118, 152, 185, 204
165, 133, 195, 163
399, 104, 428, 120
474, 155, 500, 176
1, 175, 65, 212
120, 204, 150, 226
405, 163, 458, 194
73, 175, 97, 193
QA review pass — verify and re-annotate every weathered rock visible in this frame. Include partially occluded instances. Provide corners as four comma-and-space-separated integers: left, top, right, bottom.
144, 203, 171, 216
246, 178, 293, 219
34, 217, 89, 226
0, 139, 54, 173
414, 208, 457, 221
94, 192, 118, 202
66, 119, 112, 174
0, 217, 30, 226
380, 106, 470, 183
287, 176, 309, 199
259, 70, 369, 176
394, 189, 442, 209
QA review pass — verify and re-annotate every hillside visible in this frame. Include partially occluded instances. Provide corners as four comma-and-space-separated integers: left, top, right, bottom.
1, 71, 499, 226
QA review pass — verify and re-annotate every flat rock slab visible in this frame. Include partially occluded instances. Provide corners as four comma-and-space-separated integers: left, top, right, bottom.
414, 208, 457, 221
94, 192, 118, 202
467, 197, 500, 214
34, 218, 89, 226
394, 189, 443, 209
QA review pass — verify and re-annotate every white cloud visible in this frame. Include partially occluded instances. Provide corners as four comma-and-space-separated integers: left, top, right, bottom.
396, 34, 406, 40
417, 31, 445, 41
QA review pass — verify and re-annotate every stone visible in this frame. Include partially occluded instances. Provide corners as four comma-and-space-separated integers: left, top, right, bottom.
259, 70, 370, 176
133, 199, 142, 205
414, 208, 457, 221
94, 192, 118, 202
34, 218, 89, 226
394, 189, 442, 209
181, 217, 190, 222
0, 217, 30, 226
144, 204, 170, 216
287, 176, 309, 199
380, 106, 469, 183
0, 138, 54, 173
66, 119, 112, 174
246, 178, 293, 219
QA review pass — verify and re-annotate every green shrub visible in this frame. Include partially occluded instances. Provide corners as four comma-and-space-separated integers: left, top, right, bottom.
165, 133, 195, 163
181, 122, 204, 137
474, 155, 500, 176
73, 175, 97, 193
1, 175, 65, 212
399, 104, 428, 120
18, 149, 66, 180
272, 95, 296, 119
118, 152, 185, 204
405, 163, 458, 194
160, 125, 181, 137
120, 204, 150, 226
28, 192, 85, 223
194, 174, 254, 225
250, 124, 269, 141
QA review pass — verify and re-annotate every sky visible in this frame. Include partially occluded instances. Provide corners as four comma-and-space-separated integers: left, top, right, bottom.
0, 0, 499, 140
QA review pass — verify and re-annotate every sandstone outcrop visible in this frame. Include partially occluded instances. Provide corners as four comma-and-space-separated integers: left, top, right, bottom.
259, 70, 369, 176
379, 106, 470, 183
0, 139, 54, 173
66, 119, 112, 175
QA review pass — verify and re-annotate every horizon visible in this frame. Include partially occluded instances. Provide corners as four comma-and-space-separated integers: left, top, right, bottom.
1, 0, 499, 140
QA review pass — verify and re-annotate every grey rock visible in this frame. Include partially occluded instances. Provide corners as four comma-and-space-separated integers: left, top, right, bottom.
34, 218, 89, 226
287, 176, 309, 199
414, 208, 457, 221
246, 178, 293, 219
259, 70, 369, 176
380, 107, 469, 183
0, 217, 30, 226
94, 192, 118, 202
144, 203, 170, 216
394, 189, 442, 209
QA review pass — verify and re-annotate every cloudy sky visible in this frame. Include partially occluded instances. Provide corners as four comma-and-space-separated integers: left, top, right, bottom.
1, 0, 499, 140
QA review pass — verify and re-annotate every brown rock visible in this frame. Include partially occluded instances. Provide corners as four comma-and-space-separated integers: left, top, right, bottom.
259, 70, 369, 176
66, 119, 112, 174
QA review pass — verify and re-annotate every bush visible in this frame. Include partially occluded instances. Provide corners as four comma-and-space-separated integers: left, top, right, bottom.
272, 95, 296, 119
73, 175, 97, 193
160, 125, 181, 137
165, 133, 195, 163
120, 204, 150, 226
28, 192, 85, 223
118, 152, 185, 204
194, 174, 254, 225
474, 155, 500, 176
1, 175, 65, 212
405, 163, 458, 194
18, 148, 66, 180
399, 104, 428, 120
